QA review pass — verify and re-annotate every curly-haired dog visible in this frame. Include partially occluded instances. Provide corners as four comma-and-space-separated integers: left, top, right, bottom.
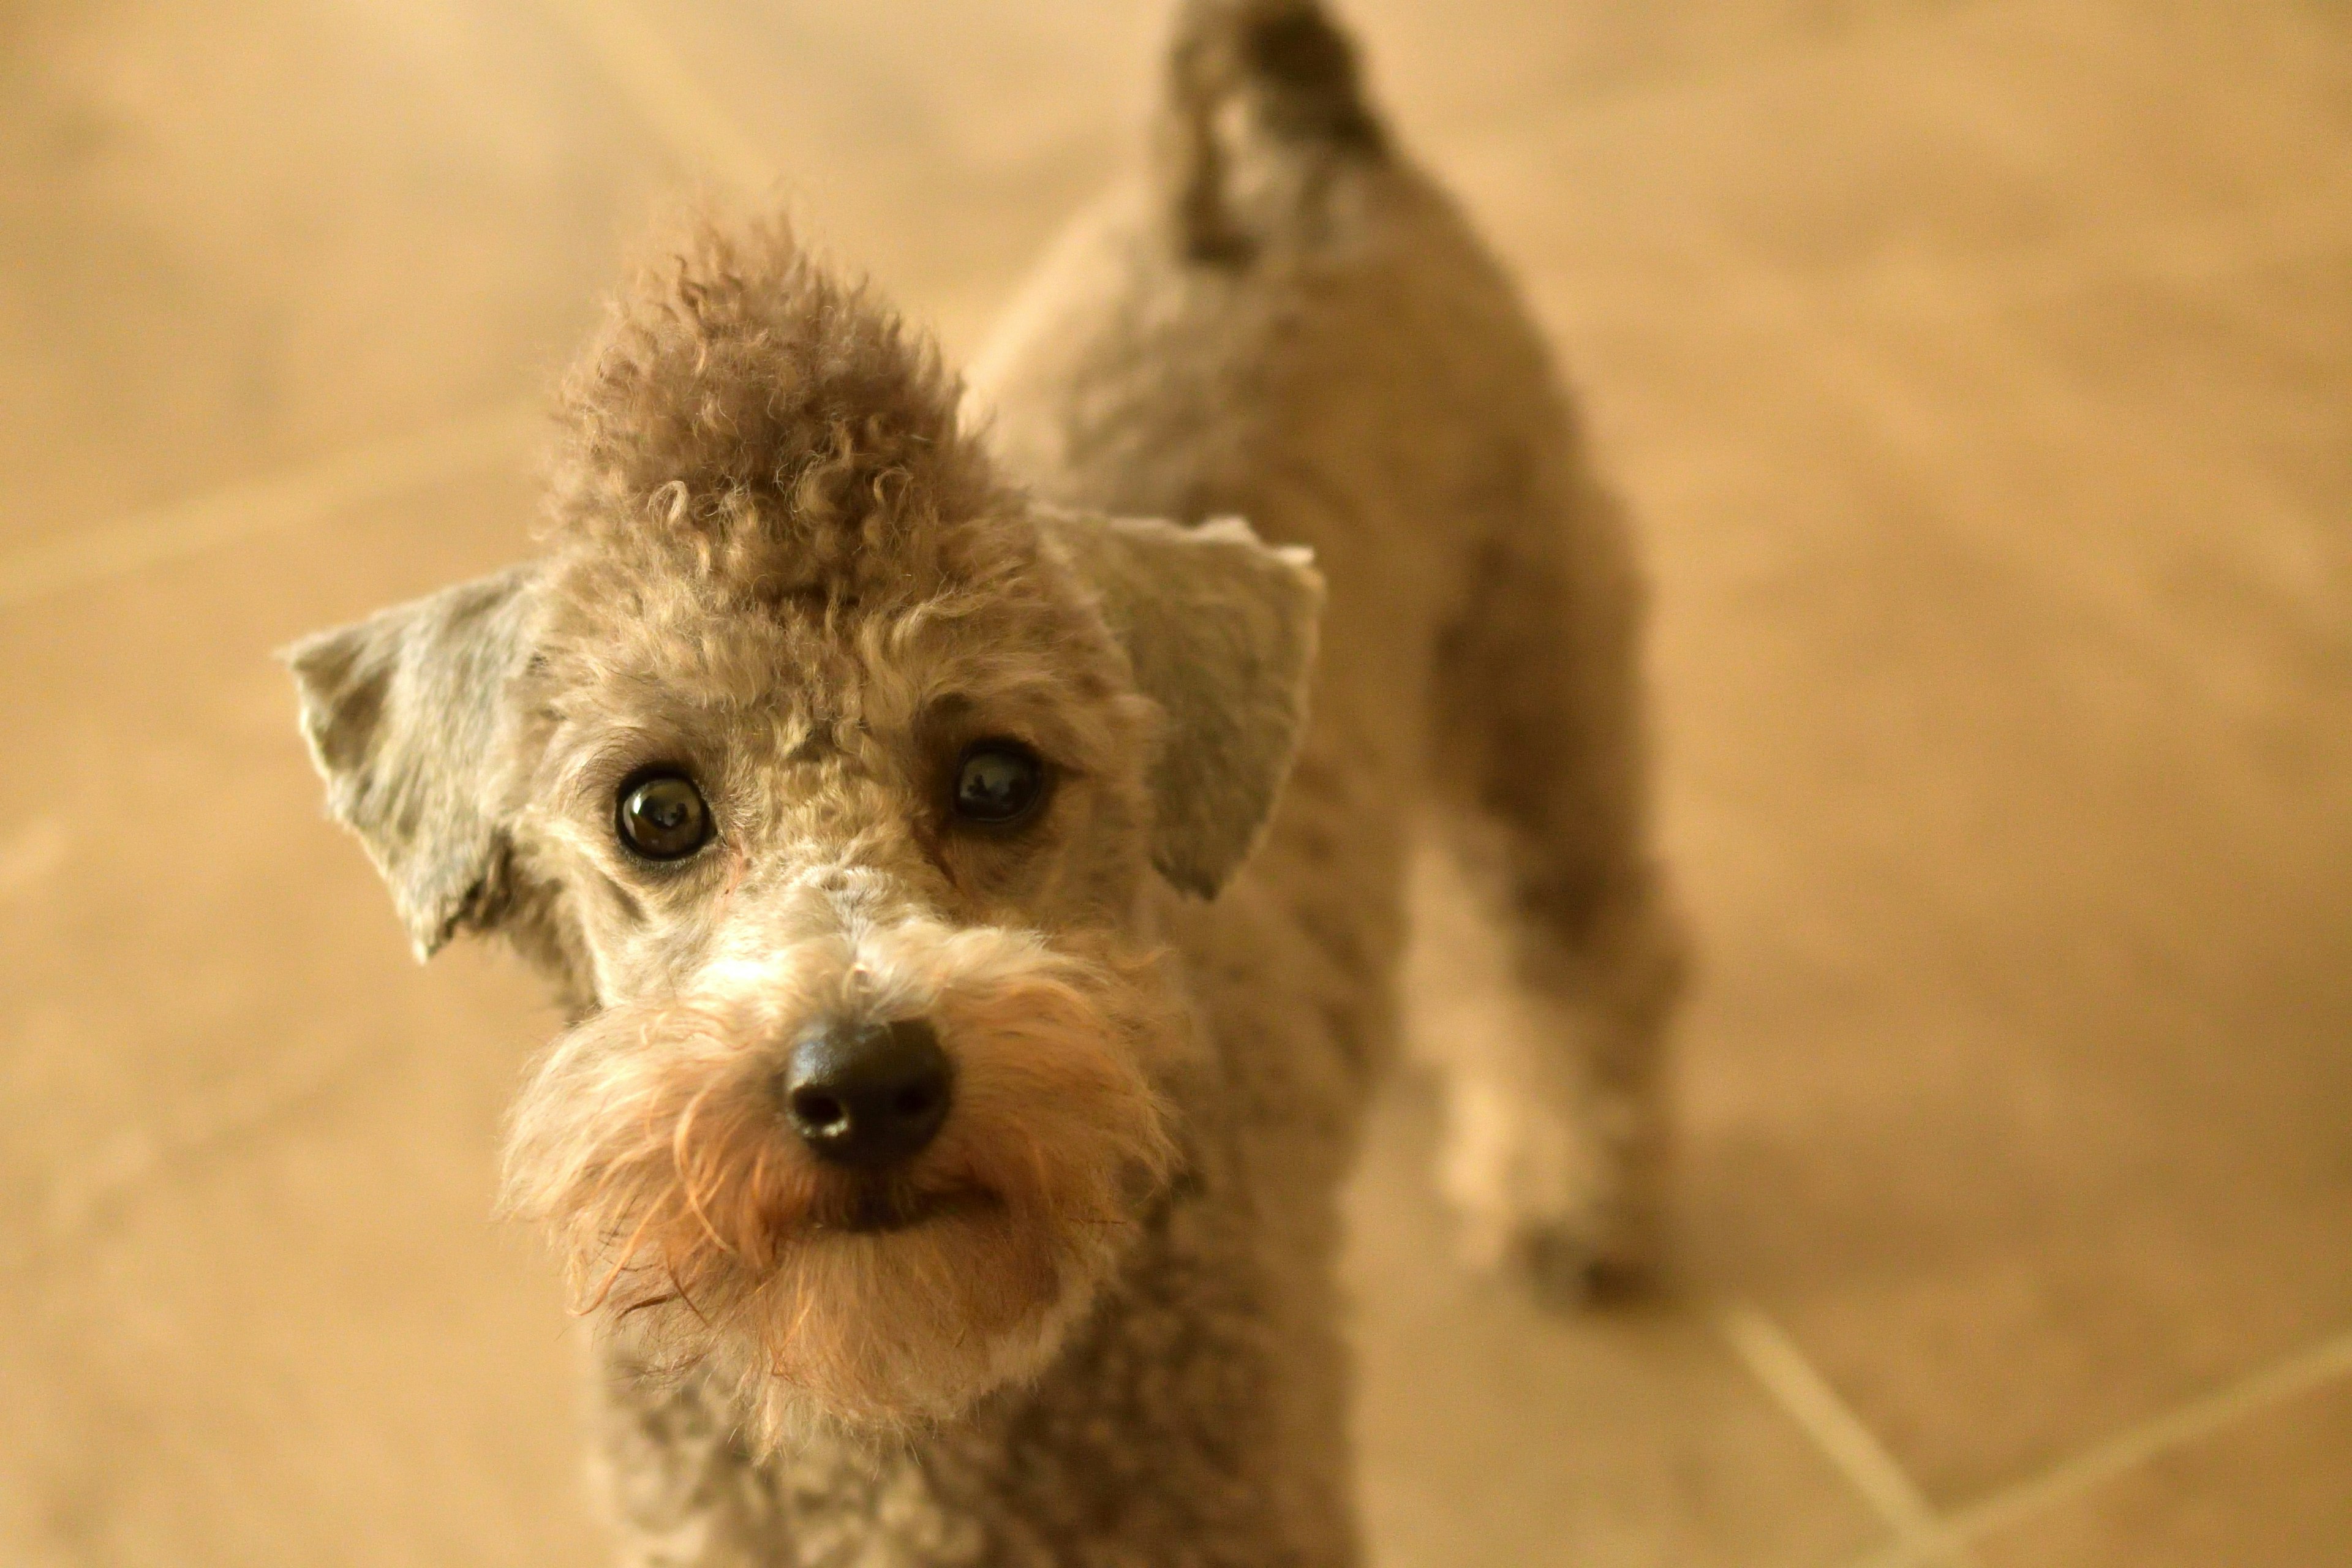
285, 1, 1681, 1561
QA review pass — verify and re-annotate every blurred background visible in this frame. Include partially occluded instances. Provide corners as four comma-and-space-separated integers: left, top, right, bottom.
4, 0, 2348, 1563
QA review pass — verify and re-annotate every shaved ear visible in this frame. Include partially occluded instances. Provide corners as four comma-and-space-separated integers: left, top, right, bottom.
1042, 511, 1324, 898
282, 564, 540, 959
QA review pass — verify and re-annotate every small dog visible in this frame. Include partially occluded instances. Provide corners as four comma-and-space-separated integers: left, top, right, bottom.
287, 1, 1681, 1561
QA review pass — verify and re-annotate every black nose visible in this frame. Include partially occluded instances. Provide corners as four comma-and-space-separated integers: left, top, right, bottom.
780, 1018, 953, 1169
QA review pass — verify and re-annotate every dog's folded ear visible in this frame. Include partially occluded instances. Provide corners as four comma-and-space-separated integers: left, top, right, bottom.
1041, 511, 1325, 899
281, 564, 541, 959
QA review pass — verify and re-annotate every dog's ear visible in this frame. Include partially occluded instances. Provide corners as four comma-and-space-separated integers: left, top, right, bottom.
1043, 512, 1325, 898
282, 564, 541, 959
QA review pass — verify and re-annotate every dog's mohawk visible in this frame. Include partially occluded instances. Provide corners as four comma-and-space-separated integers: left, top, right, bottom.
548, 214, 1005, 595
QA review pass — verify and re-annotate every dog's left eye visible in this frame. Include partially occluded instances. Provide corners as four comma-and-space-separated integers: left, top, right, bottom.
952, 741, 1046, 826
616, 772, 712, 860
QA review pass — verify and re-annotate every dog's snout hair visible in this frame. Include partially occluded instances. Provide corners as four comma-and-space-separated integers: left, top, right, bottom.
503, 911, 1189, 1436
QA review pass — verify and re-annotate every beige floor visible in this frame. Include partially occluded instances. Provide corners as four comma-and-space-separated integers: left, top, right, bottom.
4, 1, 2348, 1563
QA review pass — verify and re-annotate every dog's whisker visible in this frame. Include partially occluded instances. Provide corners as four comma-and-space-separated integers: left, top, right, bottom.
582, 1197, 679, 1313
670, 1080, 741, 1260
612, 1290, 682, 1324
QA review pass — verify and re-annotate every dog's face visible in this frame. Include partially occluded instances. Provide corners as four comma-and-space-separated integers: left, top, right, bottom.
282, 221, 1321, 1440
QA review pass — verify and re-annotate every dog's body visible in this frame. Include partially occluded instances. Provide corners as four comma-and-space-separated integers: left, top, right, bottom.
287, 4, 1678, 1564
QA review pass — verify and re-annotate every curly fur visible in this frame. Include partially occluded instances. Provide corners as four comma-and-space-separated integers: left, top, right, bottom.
549, 214, 1007, 603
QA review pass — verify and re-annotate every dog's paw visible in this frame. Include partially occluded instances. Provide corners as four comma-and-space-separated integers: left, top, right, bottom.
1513, 1220, 1659, 1314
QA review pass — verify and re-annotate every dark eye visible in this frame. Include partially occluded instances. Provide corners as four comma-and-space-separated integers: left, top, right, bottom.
616, 772, 712, 861
951, 741, 1046, 826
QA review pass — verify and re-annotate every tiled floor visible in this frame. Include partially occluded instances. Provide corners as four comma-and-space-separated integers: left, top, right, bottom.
2, 1, 2346, 1564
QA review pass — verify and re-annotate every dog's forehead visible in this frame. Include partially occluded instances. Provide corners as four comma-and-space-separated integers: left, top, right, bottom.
537, 523, 1123, 755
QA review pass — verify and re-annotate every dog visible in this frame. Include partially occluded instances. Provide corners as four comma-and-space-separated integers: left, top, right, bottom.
285, 1, 1681, 1561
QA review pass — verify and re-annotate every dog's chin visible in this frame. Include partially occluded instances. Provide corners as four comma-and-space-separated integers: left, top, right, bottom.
668, 1186, 1125, 1444
574, 1130, 1153, 1442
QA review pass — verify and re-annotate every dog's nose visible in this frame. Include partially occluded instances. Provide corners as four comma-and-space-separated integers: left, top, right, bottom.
780, 1018, 953, 1169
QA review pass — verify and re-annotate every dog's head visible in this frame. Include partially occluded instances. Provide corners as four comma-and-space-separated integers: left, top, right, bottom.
283, 220, 1321, 1439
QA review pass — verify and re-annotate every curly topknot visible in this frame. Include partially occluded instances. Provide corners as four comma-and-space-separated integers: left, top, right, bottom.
547, 214, 1009, 602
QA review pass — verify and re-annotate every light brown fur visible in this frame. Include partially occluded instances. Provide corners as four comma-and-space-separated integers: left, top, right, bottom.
286, 2, 1681, 1562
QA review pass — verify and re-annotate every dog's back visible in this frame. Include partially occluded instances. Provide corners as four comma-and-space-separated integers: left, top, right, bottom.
973, 0, 1679, 1297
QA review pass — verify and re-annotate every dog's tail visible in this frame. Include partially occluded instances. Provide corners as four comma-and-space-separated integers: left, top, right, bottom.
1159, 0, 1388, 260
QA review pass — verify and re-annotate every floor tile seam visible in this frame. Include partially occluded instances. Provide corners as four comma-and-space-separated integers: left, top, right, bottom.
0, 402, 542, 614
1946, 1321, 2352, 1542
1838, 1320, 2352, 1568
1711, 1297, 1978, 1568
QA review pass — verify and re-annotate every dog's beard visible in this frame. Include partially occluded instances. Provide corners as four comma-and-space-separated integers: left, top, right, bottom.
502, 920, 1183, 1440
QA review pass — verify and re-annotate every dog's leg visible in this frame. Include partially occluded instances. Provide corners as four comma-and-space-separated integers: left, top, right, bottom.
1408, 463, 1686, 1306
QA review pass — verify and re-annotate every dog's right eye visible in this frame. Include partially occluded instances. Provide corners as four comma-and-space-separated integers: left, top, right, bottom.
951, 741, 1047, 826
616, 772, 712, 861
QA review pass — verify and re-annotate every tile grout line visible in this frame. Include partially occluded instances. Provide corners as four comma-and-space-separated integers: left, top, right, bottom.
1840, 1321, 2352, 1568
1950, 1322, 2352, 1544
1713, 1299, 1977, 1567
527, 0, 775, 194
0, 401, 543, 612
